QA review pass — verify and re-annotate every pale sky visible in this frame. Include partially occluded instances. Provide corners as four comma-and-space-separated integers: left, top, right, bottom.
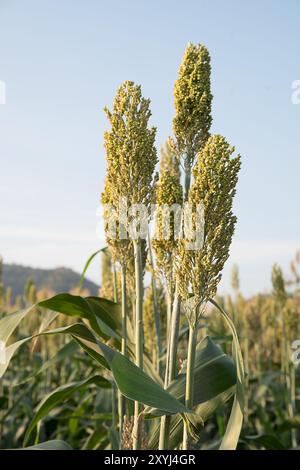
0, 0, 299, 295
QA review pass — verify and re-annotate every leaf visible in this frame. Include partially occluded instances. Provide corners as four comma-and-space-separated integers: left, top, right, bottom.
23, 440, 73, 450
1, 322, 108, 379
0, 306, 33, 343
98, 342, 190, 414
24, 375, 111, 445
148, 387, 235, 449
31, 309, 58, 352
209, 298, 245, 450
23, 341, 79, 384
145, 336, 236, 416
83, 429, 107, 450
38, 294, 121, 340
78, 248, 106, 290
39, 323, 110, 370
1, 306, 188, 420
241, 434, 286, 450
0, 337, 29, 378
254, 371, 281, 401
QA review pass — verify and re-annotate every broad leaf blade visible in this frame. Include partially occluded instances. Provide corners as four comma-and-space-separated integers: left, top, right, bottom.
99, 342, 189, 414
23, 440, 73, 450
209, 298, 245, 450
24, 375, 111, 445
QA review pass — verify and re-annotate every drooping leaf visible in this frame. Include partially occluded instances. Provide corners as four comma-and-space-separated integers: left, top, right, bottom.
78, 248, 106, 290
98, 342, 190, 415
241, 434, 286, 450
148, 386, 235, 449
24, 375, 111, 445
0, 306, 33, 343
209, 298, 245, 450
148, 336, 236, 417
23, 440, 73, 450
1, 322, 108, 379
22, 341, 79, 384
39, 293, 121, 340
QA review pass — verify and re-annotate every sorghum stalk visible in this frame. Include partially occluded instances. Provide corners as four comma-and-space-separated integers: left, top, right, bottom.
121, 264, 128, 357
132, 240, 144, 450
148, 231, 162, 373
177, 135, 241, 447
118, 263, 128, 444
102, 81, 157, 449
182, 321, 198, 449
113, 262, 118, 303
153, 140, 183, 448
160, 45, 213, 448
158, 288, 181, 449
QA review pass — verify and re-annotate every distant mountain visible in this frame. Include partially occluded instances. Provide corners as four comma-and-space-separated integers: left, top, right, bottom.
2, 263, 99, 300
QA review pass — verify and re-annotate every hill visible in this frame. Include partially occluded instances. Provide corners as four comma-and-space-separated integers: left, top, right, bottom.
2, 263, 99, 300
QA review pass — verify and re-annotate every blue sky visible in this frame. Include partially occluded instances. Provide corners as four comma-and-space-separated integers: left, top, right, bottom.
0, 0, 299, 295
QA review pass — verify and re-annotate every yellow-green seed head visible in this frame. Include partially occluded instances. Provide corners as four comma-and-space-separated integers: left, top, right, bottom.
177, 135, 241, 303
102, 81, 157, 263
173, 43, 212, 163
153, 138, 183, 280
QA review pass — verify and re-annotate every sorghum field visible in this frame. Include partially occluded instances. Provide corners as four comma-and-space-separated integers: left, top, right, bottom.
0, 7, 299, 456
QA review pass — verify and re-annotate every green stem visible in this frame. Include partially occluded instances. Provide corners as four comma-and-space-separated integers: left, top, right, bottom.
113, 262, 118, 303
148, 232, 162, 374
111, 383, 118, 448
121, 264, 128, 357
167, 278, 173, 326
158, 288, 181, 449
159, 302, 171, 449
183, 323, 197, 450
132, 240, 144, 450
168, 289, 181, 383
160, 158, 191, 450
159, 415, 171, 449
118, 263, 128, 448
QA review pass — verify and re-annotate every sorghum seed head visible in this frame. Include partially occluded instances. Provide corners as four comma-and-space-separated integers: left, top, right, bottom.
177, 135, 241, 305
173, 43, 213, 164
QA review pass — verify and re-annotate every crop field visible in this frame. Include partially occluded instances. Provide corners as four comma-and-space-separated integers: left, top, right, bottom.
0, 1, 299, 457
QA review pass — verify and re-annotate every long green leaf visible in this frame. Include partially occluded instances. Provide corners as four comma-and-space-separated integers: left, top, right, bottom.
241, 434, 286, 450
22, 341, 79, 384
23, 440, 73, 450
24, 375, 111, 445
148, 387, 235, 449
39, 293, 121, 340
145, 336, 236, 416
209, 298, 245, 450
78, 248, 106, 290
1, 322, 108, 378
0, 306, 33, 343
98, 342, 190, 414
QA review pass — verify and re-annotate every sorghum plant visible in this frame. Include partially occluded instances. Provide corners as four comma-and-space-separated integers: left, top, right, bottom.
102, 81, 157, 449
177, 135, 241, 448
